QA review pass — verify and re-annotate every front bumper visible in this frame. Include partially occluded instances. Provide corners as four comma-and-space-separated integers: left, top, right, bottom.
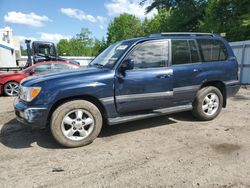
14, 98, 49, 128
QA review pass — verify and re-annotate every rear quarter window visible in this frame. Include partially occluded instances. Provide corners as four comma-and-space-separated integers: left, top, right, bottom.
197, 39, 228, 62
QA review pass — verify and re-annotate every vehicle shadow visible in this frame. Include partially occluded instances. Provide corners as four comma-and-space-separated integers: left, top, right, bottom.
99, 115, 177, 138
0, 112, 195, 149
0, 118, 62, 149
231, 94, 250, 101
169, 111, 198, 122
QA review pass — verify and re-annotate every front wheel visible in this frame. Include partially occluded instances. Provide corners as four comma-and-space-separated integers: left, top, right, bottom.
51, 100, 103, 147
4, 81, 19, 96
192, 86, 223, 121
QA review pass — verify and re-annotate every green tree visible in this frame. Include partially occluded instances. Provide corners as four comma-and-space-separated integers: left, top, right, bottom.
92, 38, 107, 56
142, 0, 250, 41
57, 39, 71, 56
200, 0, 250, 41
107, 13, 143, 44
142, 9, 171, 35
57, 28, 104, 56
141, 0, 206, 32
20, 45, 27, 56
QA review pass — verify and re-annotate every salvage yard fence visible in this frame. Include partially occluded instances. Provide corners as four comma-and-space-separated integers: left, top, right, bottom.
8, 40, 250, 85
230, 40, 250, 84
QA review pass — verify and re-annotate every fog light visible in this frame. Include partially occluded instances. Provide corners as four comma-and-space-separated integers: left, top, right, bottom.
24, 109, 34, 122
19, 111, 25, 119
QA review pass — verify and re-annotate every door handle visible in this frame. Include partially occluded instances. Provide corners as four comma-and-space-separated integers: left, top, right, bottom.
193, 68, 202, 72
157, 74, 171, 79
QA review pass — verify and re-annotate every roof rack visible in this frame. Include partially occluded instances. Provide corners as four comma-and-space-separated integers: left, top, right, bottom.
149, 32, 217, 37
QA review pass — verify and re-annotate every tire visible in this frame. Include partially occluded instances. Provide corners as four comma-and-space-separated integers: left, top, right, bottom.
51, 100, 103, 148
192, 86, 223, 121
4, 81, 19, 96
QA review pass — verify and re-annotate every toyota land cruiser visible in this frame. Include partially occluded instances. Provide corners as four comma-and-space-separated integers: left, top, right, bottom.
14, 33, 240, 147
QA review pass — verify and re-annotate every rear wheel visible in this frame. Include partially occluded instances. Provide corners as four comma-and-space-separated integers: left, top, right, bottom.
51, 100, 102, 147
4, 81, 19, 96
192, 86, 223, 121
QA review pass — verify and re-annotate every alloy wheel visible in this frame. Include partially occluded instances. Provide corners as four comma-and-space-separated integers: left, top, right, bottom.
4, 82, 19, 96
61, 109, 95, 141
202, 93, 219, 116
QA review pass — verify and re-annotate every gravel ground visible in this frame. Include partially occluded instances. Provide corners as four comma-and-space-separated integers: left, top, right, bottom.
0, 88, 250, 188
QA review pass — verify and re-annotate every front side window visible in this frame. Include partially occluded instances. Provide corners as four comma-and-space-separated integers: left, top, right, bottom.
32, 64, 52, 74
126, 40, 169, 69
197, 39, 227, 62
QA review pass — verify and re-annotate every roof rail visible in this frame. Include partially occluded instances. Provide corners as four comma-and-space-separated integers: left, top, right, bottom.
149, 32, 217, 37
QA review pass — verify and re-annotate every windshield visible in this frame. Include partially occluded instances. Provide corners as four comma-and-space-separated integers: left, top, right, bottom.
38, 44, 56, 56
89, 41, 130, 68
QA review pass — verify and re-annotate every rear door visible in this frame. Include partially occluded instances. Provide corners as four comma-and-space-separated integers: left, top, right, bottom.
171, 39, 203, 105
114, 40, 173, 114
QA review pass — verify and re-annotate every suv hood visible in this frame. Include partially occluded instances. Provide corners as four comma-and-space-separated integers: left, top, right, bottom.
21, 66, 110, 86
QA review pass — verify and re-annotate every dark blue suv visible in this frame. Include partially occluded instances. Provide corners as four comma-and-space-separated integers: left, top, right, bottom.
14, 33, 240, 147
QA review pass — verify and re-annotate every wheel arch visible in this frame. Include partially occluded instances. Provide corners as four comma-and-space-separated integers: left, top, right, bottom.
199, 80, 226, 107
3, 80, 20, 85
47, 95, 108, 126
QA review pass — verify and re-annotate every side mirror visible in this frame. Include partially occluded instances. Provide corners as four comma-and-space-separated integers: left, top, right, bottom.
29, 70, 35, 75
120, 59, 134, 72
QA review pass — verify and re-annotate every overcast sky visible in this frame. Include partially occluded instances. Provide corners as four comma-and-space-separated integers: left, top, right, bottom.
0, 0, 157, 43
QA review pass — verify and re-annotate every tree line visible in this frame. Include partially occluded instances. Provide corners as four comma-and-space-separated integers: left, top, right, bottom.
57, 0, 250, 56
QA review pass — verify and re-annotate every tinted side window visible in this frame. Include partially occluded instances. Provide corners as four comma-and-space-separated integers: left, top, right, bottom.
189, 40, 200, 63
127, 40, 168, 69
53, 63, 77, 71
172, 40, 201, 65
198, 39, 227, 62
32, 64, 52, 73
172, 40, 190, 65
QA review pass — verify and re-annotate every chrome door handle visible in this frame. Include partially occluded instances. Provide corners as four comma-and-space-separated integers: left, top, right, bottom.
157, 74, 171, 79
193, 68, 201, 72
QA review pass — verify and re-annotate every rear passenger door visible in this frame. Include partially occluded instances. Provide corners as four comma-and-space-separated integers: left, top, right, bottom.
171, 39, 203, 106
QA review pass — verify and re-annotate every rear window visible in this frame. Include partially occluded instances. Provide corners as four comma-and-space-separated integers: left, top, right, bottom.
197, 39, 227, 62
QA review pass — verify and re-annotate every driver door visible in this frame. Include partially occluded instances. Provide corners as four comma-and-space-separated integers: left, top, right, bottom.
114, 40, 173, 114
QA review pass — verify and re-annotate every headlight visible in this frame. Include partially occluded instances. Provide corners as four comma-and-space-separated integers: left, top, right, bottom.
19, 86, 41, 102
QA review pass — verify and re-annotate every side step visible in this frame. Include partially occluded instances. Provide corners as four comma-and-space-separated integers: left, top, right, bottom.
107, 104, 192, 125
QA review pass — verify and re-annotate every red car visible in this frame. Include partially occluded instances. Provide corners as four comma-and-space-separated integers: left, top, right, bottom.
0, 61, 80, 96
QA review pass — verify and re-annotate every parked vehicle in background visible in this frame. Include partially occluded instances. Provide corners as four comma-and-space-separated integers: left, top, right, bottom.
0, 61, 79, 96
25, 40, 80, 67
14, 32, 240, 147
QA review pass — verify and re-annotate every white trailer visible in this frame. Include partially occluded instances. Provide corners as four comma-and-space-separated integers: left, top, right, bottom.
0, 27, 21, 68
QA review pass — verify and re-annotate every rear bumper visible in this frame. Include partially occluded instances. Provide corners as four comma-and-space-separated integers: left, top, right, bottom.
14, 98, 49, 128
226, 82, 240, 98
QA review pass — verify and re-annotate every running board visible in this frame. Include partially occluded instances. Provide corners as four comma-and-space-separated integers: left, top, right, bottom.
108, 104, 192, 125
